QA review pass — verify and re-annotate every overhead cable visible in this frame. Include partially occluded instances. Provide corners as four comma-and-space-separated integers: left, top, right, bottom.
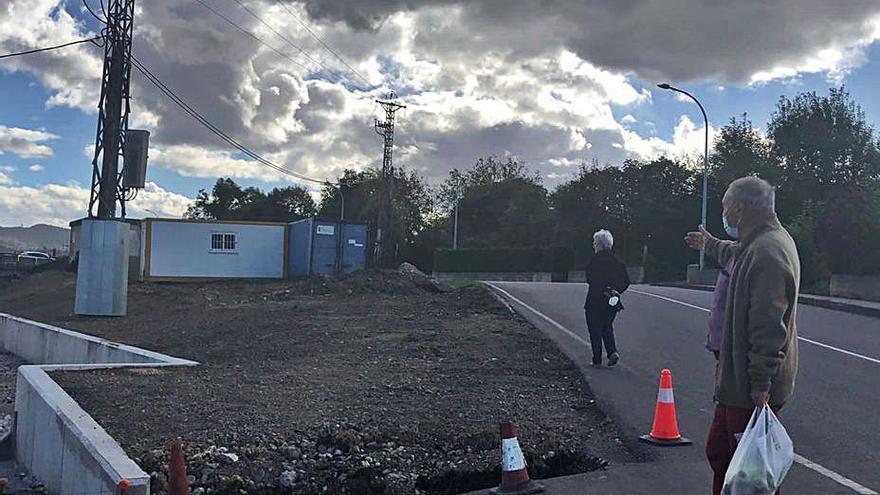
130, 54, 332, 186
274, 0, 377, 91
0, 37, 102, 60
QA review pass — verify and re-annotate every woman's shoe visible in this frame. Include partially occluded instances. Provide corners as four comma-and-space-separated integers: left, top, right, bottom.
607, 352, 620, 367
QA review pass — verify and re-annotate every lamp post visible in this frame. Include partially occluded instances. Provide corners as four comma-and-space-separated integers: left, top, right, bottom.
657, 83, 709, 271
452, 182, 463, 250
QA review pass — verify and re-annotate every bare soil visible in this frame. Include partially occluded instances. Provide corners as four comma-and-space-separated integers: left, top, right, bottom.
0, 270, 633, 494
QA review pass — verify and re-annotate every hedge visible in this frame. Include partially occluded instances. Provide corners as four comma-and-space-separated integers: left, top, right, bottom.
434, 247, 574, 273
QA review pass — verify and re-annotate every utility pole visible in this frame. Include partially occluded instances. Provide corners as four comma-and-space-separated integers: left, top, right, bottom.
89, 0, 135, 219
374, 94, 406, 268
75, 0, 138, 317
453, 202, 459, 250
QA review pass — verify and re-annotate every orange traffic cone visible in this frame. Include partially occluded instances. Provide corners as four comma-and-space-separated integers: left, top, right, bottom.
490, 422, 545, 495
168, 438, 190, 495
639, 369, 692, 446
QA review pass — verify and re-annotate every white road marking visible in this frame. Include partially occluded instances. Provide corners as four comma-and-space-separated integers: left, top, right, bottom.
797, 336, 880, 365
794, 455, 879, 495
629, 289, 880, 365
485, 282, 589, 347
489, 282, 879, 495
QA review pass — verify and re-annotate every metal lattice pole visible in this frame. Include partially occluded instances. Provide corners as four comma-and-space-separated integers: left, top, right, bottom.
88, 0, 135, 219
374, 95, 406, 267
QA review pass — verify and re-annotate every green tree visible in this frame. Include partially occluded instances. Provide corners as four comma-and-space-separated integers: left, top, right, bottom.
186, 178, 316, 222
769, 87, 880, 220
551, 158, 699, 280
711, 114, 778, 187
319, 168, 433, 264
438, 156, 552, 248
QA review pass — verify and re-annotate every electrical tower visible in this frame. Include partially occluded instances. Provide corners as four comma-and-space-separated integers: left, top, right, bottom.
374, 95, 406, 268
88, 0, 136, 219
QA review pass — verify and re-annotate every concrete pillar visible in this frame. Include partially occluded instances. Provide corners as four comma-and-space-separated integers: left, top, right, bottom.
74, 219, 129, 316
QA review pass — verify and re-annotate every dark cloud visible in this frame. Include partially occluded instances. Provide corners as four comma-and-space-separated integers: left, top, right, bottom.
297, 0, 880, 82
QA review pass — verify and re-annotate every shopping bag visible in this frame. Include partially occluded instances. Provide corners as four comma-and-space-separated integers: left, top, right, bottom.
722, 405, 794, 495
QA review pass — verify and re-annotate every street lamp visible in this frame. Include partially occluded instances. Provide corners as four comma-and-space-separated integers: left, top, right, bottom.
657, 83, 710, 271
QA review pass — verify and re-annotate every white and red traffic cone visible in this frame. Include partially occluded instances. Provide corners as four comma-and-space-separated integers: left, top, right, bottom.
639, 369, 692, 446
490, 421, 545, 495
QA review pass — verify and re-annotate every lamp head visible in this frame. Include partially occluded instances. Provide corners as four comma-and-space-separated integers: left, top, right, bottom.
657, 83, 672, 90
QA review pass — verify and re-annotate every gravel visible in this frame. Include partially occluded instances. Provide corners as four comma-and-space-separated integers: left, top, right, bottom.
0, 270, 634, 494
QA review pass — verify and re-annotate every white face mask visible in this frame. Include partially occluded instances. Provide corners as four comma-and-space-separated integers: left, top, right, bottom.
723, 214, 739, 239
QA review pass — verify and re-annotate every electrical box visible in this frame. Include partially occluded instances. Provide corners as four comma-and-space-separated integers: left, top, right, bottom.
123, 129, 150, 189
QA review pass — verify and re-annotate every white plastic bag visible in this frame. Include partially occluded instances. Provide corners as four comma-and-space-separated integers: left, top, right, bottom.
722, 405, 794, 495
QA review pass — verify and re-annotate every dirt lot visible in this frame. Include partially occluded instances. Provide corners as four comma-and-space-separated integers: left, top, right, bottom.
0, 270, 633, 494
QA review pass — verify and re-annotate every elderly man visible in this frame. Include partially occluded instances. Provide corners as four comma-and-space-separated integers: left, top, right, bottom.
686, 176, 800, 495
585, 229, 630, 368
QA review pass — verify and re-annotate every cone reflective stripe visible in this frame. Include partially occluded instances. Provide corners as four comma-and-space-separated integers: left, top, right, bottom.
490, 422, 545, 495
639, 369, 692, 446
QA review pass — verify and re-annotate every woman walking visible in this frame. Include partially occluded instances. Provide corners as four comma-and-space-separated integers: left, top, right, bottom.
584, 229, 630, 368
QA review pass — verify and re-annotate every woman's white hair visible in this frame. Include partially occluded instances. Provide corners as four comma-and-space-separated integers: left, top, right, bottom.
594, 229, 614, 250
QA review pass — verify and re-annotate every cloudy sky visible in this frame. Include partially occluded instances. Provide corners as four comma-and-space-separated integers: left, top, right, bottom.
2, 0, 880, 227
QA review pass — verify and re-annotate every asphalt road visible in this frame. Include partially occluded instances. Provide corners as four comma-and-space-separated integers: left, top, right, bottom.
488, 282, 880, 495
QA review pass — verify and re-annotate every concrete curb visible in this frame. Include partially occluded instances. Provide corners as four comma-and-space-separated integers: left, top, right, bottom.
1, 313, 198, 495
651, 283, 880, 319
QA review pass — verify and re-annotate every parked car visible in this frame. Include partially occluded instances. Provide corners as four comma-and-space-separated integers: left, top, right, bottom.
16, 251, 55, 266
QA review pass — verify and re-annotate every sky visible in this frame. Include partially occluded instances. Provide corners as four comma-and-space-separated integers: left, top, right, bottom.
2, 0, 880, 227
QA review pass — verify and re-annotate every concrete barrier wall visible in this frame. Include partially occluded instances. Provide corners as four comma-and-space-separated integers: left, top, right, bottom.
433, 271, 553, 282
0, 314, 172, 366
831, 274, 880, 302
0, 313, 197, 495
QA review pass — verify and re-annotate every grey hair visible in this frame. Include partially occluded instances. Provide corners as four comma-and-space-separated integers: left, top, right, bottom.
725, 176, 776, 213
594, 229, 614, 250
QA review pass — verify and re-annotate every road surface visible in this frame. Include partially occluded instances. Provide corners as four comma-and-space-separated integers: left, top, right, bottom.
488, 282, 880, 495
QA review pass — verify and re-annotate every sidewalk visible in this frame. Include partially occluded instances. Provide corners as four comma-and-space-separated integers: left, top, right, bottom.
655, 283, 880, 318
465, 461, 710, 494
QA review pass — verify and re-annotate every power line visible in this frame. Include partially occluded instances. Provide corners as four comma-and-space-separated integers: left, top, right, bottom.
228, 0, 353, 86
130, 54, 331, 185
0, 37, 102, 60
194, 0, 310, 73
273, 0, 376, 91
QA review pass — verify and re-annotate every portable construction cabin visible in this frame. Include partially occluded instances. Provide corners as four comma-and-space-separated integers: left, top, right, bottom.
288, 218, 368, 277
142, 218, 288, 281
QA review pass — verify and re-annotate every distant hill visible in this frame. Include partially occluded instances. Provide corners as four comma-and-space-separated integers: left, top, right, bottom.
0, 224, 70, 255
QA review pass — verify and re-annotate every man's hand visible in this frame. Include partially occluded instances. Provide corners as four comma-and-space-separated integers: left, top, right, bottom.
751, 390, 770, 408
685, 225, 713, 251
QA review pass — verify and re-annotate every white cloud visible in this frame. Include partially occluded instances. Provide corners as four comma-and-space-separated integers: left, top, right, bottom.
0, 171, 14, 185
28, 164, 45, 172
621, 114, 637, 124
0, 125, 57, 158
0, 0, 103, 111
620, 115, 717, 161
0, 181, 192, 227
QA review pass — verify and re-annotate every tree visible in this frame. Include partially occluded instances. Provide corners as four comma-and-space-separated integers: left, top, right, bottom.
186, 178, 316, 222
711, 114, 778, 188
319, 167, 433, 265
551, 158, 699, 280
437, 156, 552, 248
769, 87, 880, 220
